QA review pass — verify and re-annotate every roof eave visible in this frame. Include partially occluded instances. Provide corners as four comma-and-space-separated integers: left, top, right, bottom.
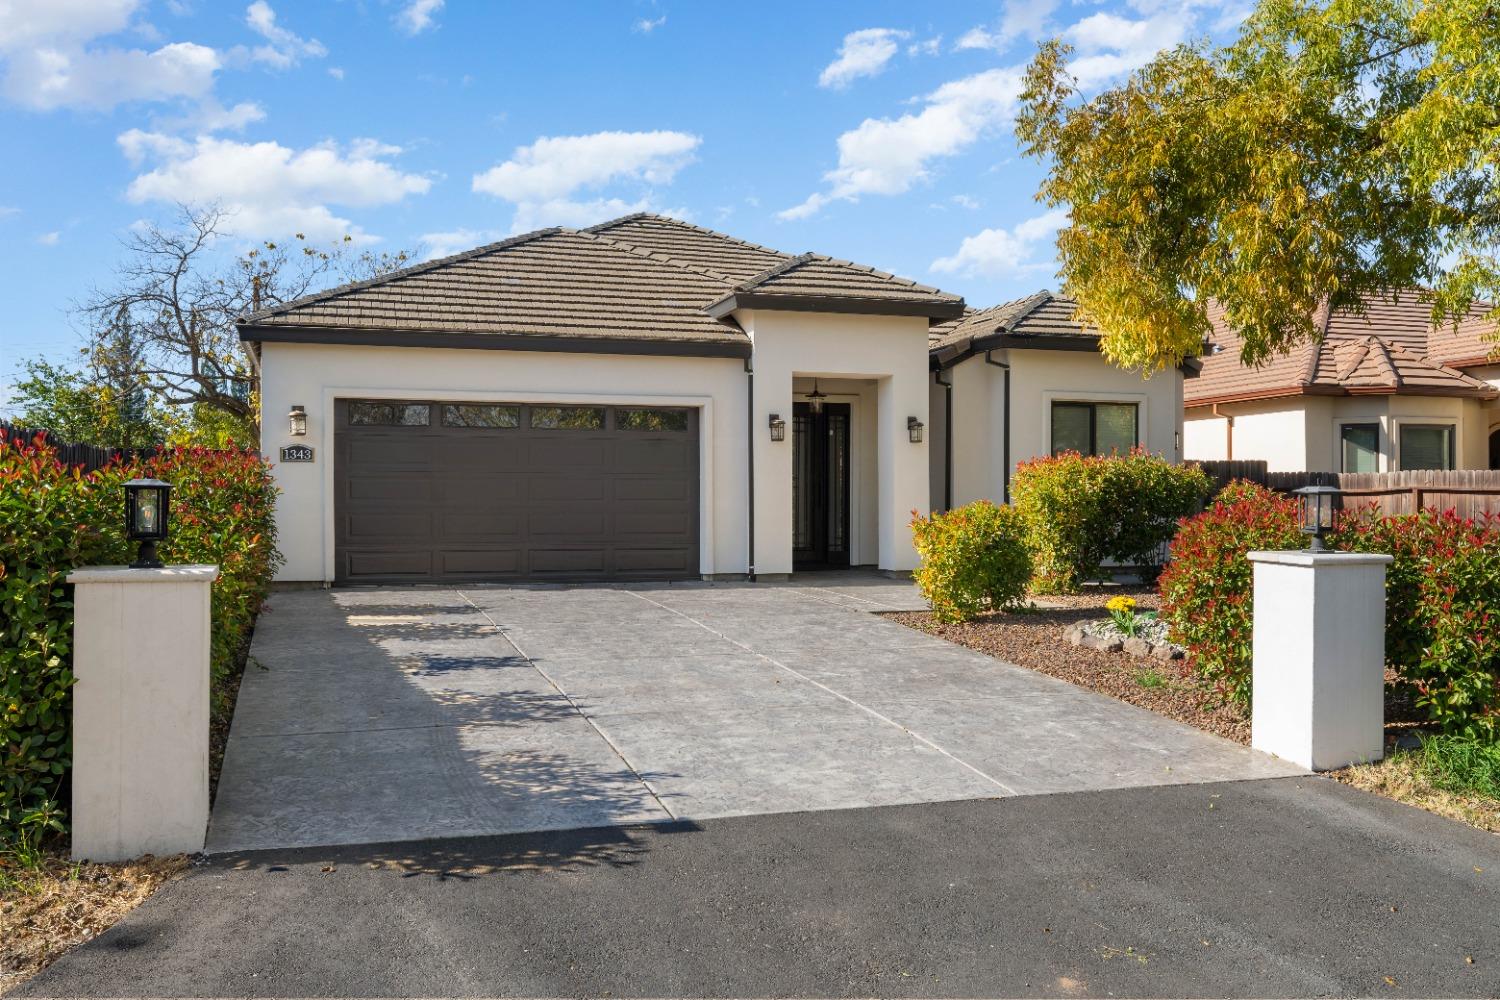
235, 323, 753, 360
710, 291, 966, 321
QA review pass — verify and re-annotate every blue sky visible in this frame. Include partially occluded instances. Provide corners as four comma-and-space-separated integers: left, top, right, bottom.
0, 0, 1246, 391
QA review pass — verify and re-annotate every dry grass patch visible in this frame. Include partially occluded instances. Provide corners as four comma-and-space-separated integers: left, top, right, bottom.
0, 851, 189, 994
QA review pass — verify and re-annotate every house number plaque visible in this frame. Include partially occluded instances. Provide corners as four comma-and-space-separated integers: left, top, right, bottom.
279, 444, 315, 463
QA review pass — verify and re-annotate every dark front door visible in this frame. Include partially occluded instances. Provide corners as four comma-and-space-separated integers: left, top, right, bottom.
792, 401, 851, 568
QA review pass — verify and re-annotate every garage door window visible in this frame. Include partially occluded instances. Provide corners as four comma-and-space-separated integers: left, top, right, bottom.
617, 407, 689, 432
530, 406, 605, 429
442, 404, 520, 428
349, 402, 430, 426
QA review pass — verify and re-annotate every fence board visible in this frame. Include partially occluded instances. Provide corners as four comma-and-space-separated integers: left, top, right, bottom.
1191, 460, 1500, 517
0, 420, 156, 473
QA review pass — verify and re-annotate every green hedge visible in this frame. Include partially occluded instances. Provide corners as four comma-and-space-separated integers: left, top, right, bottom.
1160, 481, 1500, 737
912, 501, 1032, 622
1011, 450, 1211, 593
1, 430, 280, 844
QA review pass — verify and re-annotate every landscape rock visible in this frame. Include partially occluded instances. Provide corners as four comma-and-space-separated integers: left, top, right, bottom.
1123, 637, 1152, 657
1081, 634, 1123, 653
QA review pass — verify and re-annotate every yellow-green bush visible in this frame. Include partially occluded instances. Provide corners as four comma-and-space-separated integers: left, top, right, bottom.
1011, 450, 1211, 593
911, 501, 1032, 622
1, 430, 279, 845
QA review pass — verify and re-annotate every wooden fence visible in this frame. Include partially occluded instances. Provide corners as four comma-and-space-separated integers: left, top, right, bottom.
0, 420, 157, 473
1192, 460, 1500, 518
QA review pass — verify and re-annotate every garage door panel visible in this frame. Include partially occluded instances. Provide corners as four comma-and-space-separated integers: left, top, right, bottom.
344, 512, 433, 541
438, 549, 524, 576
612, 439, 695, 472
345, 550, 434, 578
336, 399, 698, 584
613, 477, 693, 501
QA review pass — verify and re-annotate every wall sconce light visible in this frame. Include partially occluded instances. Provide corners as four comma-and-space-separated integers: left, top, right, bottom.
124, 478, 172, 568
907, 417, 925, 444
768, 413, 786, 442
288, 405, 308, 437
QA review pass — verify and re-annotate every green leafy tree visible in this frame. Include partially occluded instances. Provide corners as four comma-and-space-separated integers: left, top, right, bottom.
1017, 0, 1500, 372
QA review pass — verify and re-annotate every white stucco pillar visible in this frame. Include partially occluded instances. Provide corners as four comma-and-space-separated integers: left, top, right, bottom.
1247, 551, 1392, 771
67, 565, 217, 861
876, 375, 928, 572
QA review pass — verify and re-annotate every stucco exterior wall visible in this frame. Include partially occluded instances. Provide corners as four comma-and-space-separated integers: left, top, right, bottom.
934, 347, 1183, 508
742, 310, 930, 574
1186, 394, 1489, 472
258, 341, 749, 583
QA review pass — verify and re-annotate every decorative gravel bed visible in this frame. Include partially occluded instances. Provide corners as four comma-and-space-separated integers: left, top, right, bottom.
883, 586, 1254, 744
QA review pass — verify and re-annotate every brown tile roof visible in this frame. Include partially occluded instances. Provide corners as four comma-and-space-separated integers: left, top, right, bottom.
1186, 291, 1500, 406
239, 213, 967, 352
928, 291, 1103, 364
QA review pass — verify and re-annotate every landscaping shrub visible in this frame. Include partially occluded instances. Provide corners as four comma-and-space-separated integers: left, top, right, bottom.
911, 501, 1032, 623
1011, 450, 1211, 593
1333, 508, 1500, 738
0, 430, 279, 845
1157, 481, 1303, 706
1161, 483, 1500, 736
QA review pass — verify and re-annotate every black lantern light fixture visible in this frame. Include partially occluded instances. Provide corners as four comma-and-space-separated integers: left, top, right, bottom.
907, 417, 925, 444
124, 478, 172, 568
805, 379, 827, 414
1293, 484, 1340, 552
288, 404, 308, 437
768, 413, 786, 442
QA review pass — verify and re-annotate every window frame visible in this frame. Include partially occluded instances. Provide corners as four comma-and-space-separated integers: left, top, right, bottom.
347, 401, 431, 427
528, 405, 607, 431
1048, 399, 1140, 457
440, 403, 521, 429
615, 407, 691, 432
1338, 421, 1382, 473
1395, 421, 1456, 471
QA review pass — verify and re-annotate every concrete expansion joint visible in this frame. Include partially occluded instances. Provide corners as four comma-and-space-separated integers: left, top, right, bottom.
619, 587, 1019, 796
454, 589, 680, 822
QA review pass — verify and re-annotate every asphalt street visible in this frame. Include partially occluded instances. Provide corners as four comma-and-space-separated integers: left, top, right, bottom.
20, 775, 1500, 998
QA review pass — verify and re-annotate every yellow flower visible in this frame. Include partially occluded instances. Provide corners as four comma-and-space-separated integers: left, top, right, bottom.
1105, 596, 1137, 614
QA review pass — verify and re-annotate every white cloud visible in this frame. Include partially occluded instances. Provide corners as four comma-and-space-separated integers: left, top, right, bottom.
781, 66, 1023, 219
36, 230, 60, 246
907, 36, 942, 57
2, 37, 219, 110
818, 28, 909, 89
327, 65, 344, 79
243, 1, 325, 69
473, 130, 700, 232
951, 193, 981, 210
120, 132, 432, 241
956, 0, 1058, 52
395, 0, 443, 35
633, 15, 666, 33
930, 208, 1069, 278
1062, 11, 1192, 87
418, 227, 503, 260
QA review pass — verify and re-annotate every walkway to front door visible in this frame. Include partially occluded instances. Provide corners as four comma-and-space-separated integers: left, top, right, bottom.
208, 576, 1298, 853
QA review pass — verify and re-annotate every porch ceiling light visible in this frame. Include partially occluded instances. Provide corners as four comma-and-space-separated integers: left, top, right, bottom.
768, 413, 786, 442
124, 478, 172, 569
907, 417, 925, 444
1293, 484, 1340, 552
288, 405, 308, 437
806, 380, 827, 414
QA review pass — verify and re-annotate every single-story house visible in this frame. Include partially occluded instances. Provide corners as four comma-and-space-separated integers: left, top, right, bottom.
1184, 293, 1500, 472
238, 214, 1186, 585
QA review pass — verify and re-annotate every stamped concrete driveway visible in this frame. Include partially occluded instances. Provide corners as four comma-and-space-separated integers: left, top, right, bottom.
210, 576, 1298, 853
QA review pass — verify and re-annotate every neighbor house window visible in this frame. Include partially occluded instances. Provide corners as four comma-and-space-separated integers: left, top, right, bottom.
348, 402, 430, 426
617, 408, 689, 432
1340, 423, 1380, 473
1398, 424, 1455, 471
442, 404, 520, 428
1050, 401, 1138, 456
530, 406, 605, 430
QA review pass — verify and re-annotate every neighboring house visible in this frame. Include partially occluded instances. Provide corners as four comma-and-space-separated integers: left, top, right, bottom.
1184, 294, 1500, 472
238, 214, 1186, 585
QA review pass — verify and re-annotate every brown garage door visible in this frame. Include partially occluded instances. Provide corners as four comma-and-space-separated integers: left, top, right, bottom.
334, 399, 699, 583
